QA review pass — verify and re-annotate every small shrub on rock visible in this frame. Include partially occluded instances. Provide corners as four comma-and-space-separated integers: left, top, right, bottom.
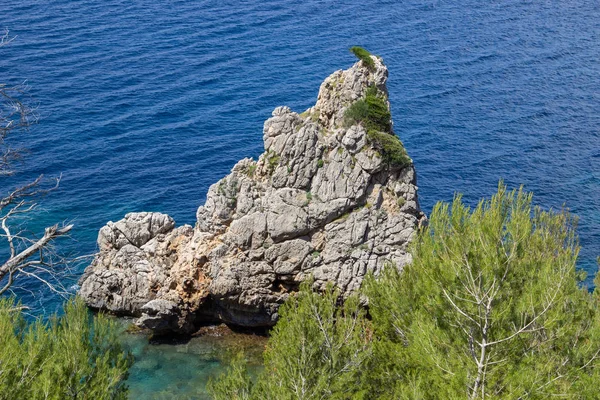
344, 99, 370, 127
344, 85, 409, 169
350, 46, 375, 70
344, 85, 390, 133
367, 130, 411, 168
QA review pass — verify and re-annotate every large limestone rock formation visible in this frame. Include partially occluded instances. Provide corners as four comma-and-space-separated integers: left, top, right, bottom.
79, 56, 426, 334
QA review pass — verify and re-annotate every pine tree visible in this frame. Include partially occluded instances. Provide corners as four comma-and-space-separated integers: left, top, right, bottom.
208, 281, 371, 400
210, 183, 600, 399
364, 183, 600, 399
0, 298, 132, 399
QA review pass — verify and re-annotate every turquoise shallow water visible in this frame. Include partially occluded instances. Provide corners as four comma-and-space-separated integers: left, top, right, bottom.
118, 323, 265, 399
1, 0, 599, 397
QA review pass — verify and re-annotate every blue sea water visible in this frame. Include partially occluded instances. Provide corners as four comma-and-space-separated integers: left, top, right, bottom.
1, 0, 599, 397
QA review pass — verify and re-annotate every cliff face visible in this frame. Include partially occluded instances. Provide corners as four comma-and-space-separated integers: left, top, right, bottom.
78, 56, 426, 334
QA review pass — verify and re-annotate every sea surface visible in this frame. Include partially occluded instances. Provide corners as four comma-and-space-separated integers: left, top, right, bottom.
1, 0, 599, 398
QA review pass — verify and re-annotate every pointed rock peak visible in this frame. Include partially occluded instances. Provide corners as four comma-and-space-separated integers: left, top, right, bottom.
314, 51, 389, 130
79, 54, 426, 334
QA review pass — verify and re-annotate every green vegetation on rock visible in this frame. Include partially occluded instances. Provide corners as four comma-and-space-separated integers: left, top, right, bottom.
344, 97, 370, 126
350, 46, 375, 70
266, 150, 280, 173
344, 86, 390, 132
246, 164, 257, 177
0, 298, 132, 400
345, 85, 410, 168
396, 196, 406, 208
364, 85, 391, 131
367, 130, 411, 168
209, 183, 600, 399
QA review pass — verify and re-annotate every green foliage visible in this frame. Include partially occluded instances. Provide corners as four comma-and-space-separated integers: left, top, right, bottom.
343, 98, 370, 126
367, 130, 411, 169
246, 164, 257, 177
267, 152, 280, 169
363, 86, 391, 132
344, 86, 390, 133
364, 183, 600, 399
349, 46, 375, 70
256, 282, 371, 399
212, 184, 600, 399
208, 281, 372, 400
344, 85, 409, 168
0, 297, 132, 400
207, 353, 253, 400
316, 159, 324, 168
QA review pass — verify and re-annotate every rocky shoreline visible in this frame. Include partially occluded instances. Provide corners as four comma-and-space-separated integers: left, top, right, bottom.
79, 55, 426, 335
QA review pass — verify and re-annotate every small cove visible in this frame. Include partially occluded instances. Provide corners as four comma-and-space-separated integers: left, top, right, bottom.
118, 321, 266, 399
1, 0, 599, 397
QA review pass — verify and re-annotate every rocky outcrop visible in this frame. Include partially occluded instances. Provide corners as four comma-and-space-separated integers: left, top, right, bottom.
79, 56, 426, 334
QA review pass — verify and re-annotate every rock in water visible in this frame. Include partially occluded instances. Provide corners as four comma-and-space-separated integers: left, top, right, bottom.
79, 56, 427, 334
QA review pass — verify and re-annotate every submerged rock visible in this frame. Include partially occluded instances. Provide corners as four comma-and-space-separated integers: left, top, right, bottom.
79, 56, 427, 334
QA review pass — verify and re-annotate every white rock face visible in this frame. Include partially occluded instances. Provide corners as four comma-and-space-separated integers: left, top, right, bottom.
78, 212, 194, 318
79, 57, 427, 333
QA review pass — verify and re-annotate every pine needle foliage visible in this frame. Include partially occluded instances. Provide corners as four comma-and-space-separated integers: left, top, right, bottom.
364, 182, 600, 399
0, 297, 132, 400
366, 130, 411, 168
208, 280, 372, 400
344, 85, 391, 133
345, 85, 410, 168
349, 46, 375, 70
343, 98, 370, 126
363, 85, 391, 132
211, 183, 600, 399
207, 352, 253, 400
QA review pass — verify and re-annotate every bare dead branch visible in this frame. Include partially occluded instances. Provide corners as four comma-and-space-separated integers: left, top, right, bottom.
0, 223, 73, 294
0, 29, 16, 47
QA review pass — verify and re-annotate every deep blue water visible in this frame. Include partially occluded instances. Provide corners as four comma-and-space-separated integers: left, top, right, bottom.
2, 0, 599, 397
